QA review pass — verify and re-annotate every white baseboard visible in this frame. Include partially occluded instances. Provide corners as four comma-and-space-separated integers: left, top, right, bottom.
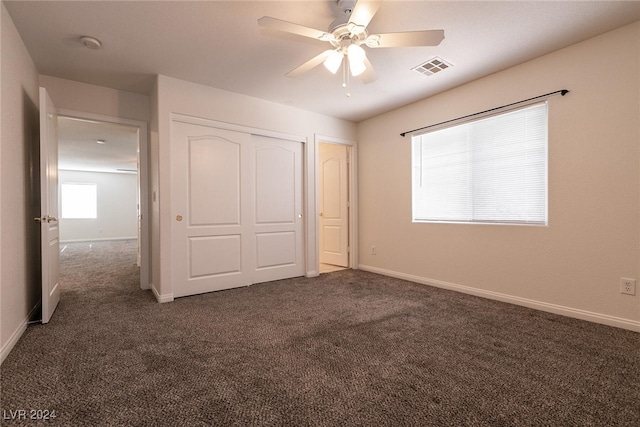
359, 265, 640, 333
60, 237, 137, 243
151, 283, 173, 303
1, 302, 41, 365
306, 270, 319, 278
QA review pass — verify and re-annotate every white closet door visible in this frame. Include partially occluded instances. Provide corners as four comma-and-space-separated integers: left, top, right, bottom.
171, 122, 253, 297
251, 135, 304, 283
171, 120, 304, 298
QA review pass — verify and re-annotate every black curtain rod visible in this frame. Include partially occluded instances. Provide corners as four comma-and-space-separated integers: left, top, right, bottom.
400, 89, 569, 137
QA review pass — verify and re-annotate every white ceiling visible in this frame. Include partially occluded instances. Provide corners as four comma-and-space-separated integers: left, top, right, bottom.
5, 1, 640, 123
58, 117, 138, 174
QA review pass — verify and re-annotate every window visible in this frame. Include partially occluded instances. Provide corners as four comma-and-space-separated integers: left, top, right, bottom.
61, 183, 97, 219
412, 102, 548, 225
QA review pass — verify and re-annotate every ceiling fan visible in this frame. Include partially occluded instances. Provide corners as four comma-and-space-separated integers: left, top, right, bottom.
258, 0, 444, 86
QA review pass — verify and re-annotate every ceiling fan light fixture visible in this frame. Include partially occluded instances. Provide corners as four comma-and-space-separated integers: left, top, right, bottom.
349, 58, 366, 77
323, 50, 344, 74
348, 44, 366, 61
347, 44, 366, 76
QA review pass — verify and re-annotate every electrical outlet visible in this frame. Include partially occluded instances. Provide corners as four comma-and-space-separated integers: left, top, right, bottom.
371, 246, 376, 255
620, 278, 636, 295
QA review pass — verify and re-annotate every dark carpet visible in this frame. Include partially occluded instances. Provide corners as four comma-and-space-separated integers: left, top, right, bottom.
1, 240, 639, 426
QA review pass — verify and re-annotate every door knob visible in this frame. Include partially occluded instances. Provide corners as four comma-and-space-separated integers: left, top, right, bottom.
36, 216, 57, 223
319, 212, 324, 216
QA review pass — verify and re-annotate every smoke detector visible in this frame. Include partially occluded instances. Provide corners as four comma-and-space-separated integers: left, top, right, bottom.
412, 56, 453, 76
80, 36, 102, 50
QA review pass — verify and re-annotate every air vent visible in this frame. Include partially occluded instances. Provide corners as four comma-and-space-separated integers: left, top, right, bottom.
412, 56, 453, 76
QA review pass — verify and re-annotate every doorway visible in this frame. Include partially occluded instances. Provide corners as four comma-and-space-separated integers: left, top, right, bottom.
318, 141, 353, 274
57, 111, 149, 290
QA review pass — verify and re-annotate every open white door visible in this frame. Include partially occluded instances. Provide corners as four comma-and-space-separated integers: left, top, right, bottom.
38, 87, 61, 324
319, 143, 349, 267
136, 145, 141, 267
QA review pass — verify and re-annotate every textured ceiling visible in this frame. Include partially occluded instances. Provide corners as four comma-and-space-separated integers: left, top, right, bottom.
5, 1, 640, 122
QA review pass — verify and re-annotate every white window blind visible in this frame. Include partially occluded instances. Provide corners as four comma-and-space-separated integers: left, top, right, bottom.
412, 102, 548, 225
61, 183, 97, 219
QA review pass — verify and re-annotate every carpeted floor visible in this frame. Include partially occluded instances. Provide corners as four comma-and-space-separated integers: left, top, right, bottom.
1, 240, 639, 426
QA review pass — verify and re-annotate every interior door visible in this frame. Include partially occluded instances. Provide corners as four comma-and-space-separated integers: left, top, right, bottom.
38, 87, 61, 323
319, 143, 349, 267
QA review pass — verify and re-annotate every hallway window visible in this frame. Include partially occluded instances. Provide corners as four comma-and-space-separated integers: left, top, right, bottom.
61, 183, 97, 219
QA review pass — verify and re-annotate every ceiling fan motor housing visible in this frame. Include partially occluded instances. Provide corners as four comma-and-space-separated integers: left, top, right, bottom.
329, 0, 357, 32
329, 24, 368, 51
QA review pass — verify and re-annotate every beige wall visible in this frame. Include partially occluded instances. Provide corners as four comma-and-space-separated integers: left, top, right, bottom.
357, 22, 640, 330
58, 170, 138, 242
151, 75, 357, 300
39, 75, 149, 123
1, 3, 41, 362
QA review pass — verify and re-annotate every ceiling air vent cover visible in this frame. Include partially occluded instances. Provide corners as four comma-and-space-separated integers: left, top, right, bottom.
412, 56, 453, 76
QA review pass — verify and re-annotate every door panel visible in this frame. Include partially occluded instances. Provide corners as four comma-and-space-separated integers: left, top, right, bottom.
322, 226, 342, 253
319, 143, 349, 267
256, 147, 295, 224
171, 121, 304, 298
189, 137, 241, 226
189, 235, 242, 277
256, 231, 296, 269
39, 87, 61, 323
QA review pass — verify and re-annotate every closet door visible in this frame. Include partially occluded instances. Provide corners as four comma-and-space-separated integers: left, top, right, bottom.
171, 122, 253, 297
171, 120, 304, 298
251, 135, 304, 284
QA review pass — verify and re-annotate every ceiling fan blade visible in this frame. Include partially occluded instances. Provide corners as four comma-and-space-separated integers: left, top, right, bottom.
367, 30, 445, 48
360, 57, 378, 84
349, 0, 382, 28
258, 16, 333, 41
286, 50, 333, 77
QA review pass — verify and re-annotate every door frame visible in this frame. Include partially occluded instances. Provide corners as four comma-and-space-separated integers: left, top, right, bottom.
57, 109, 150, 290
314, 134, 358, 273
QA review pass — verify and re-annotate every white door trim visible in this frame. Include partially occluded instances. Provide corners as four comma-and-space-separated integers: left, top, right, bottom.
57, 109, 150, 290
314, 134, 358, 273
